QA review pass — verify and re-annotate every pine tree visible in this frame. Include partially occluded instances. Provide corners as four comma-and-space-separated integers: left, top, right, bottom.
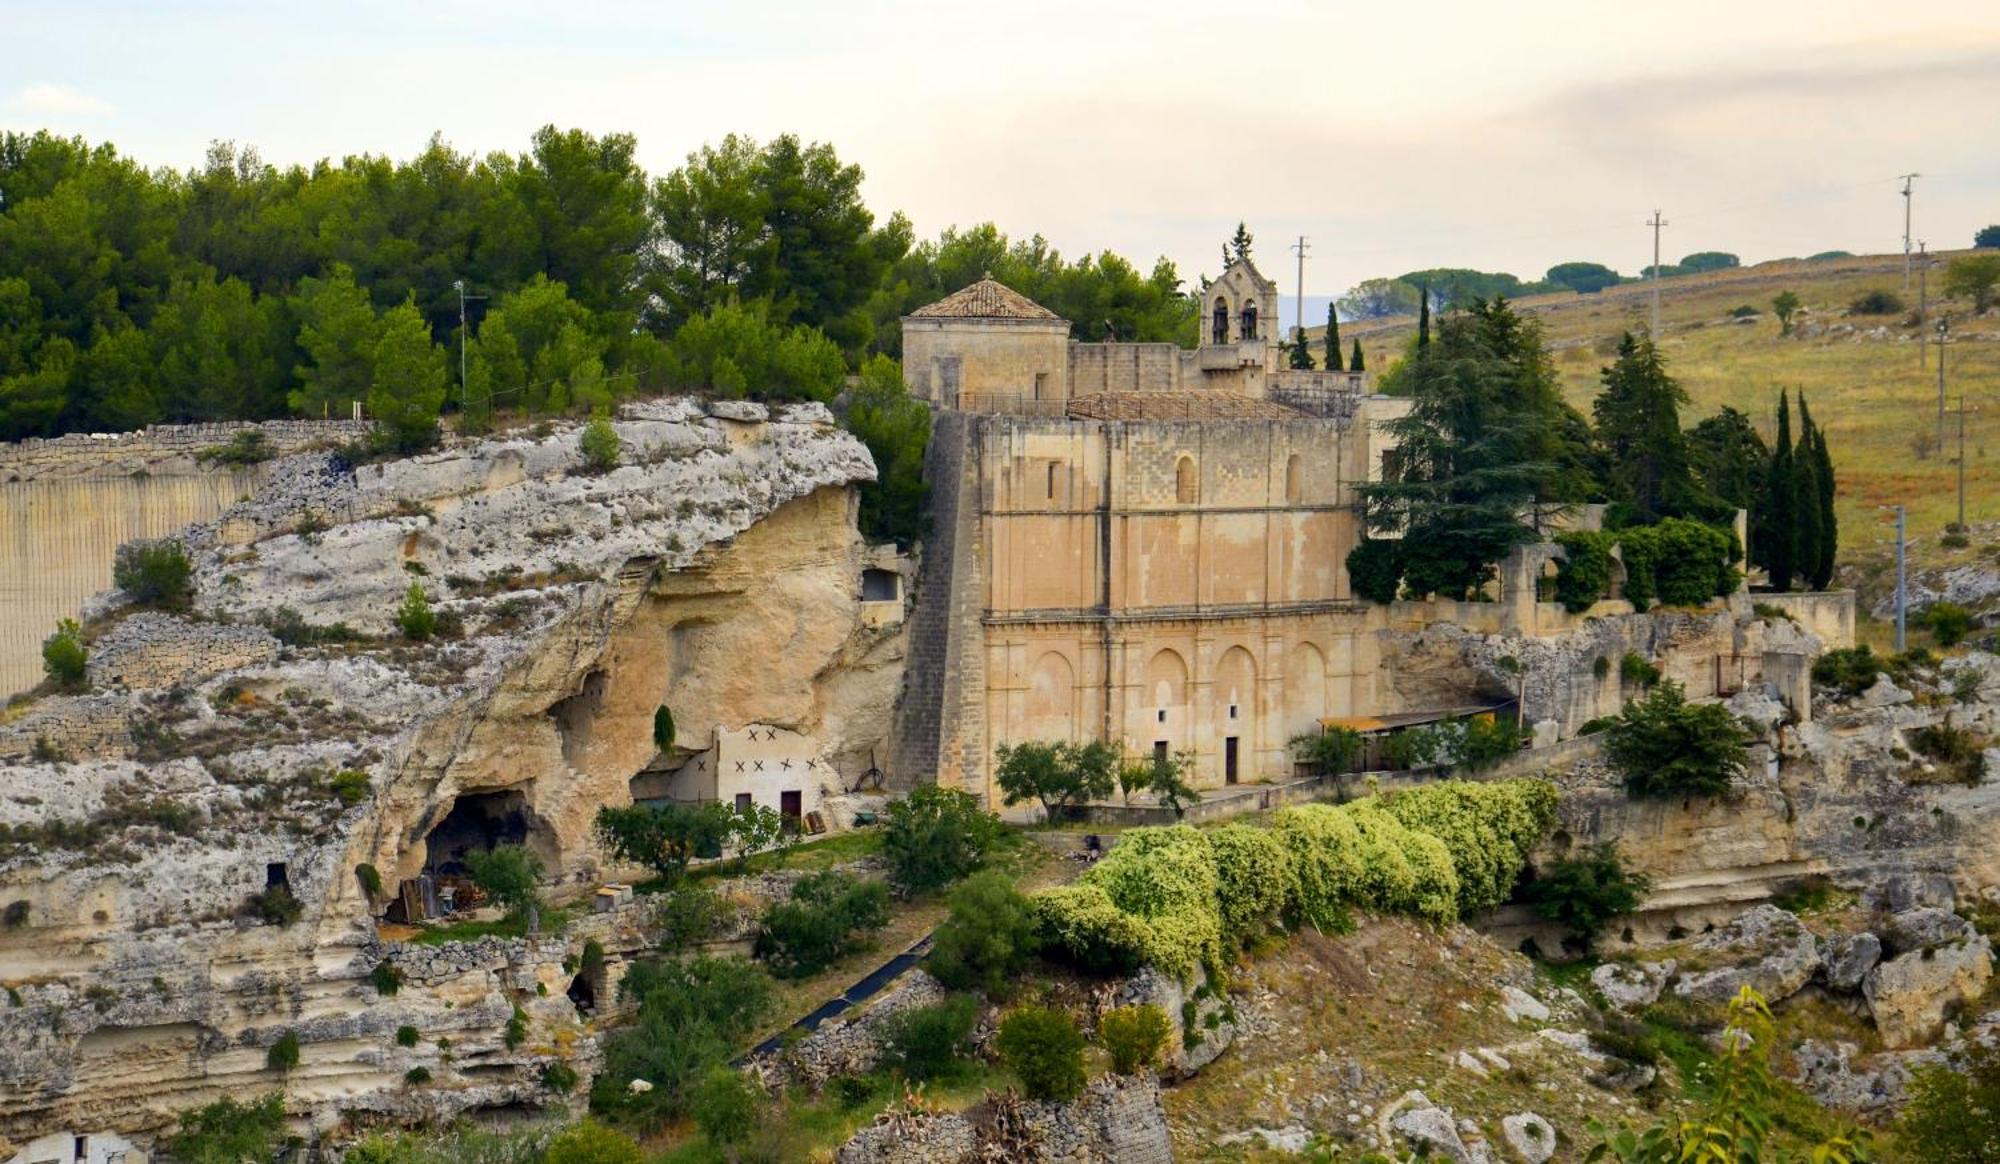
1764, 391, 1797, 590
1349, 338, 1365, 372
1813, 424, 1838, 588
368, 300, 449, 453
1324, 303, 1342, 371
1229, 222, 1254, 264
1289, 328, 1315, 369
1591, 332, 1703, 522
1417, 285, 1432, 350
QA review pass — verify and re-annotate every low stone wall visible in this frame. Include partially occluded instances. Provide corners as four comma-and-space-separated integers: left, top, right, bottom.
1069, 774, 1332, 826
0, 420, 369, 483
1752, 590, 1856, 648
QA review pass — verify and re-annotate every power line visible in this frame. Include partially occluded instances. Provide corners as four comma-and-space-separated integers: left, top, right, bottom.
1646, 210, 1668, 336
1290, 235, 1310, 344
1899, 173, 1920, 290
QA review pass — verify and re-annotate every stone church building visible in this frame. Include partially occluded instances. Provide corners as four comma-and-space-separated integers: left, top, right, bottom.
893, 257, 1416, 806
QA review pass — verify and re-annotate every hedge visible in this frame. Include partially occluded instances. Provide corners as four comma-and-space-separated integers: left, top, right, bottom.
1550, 519, 1737, 612
1034, 779, 1557, 979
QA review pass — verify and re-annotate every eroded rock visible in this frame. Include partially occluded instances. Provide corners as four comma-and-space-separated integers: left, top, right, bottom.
1674, 906, 1821, 1004
1865, 934, 1994, 1049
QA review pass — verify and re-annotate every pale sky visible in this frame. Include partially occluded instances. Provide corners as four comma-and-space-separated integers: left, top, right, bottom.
5, 0, 1999, 295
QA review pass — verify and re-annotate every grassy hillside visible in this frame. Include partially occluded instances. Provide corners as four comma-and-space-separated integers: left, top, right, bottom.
1320, 251, 2000, 562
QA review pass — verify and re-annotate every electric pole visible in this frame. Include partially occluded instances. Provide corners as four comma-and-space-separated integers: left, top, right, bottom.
1291, 235, 1310, 359
1900, 173, 1920, 290
454, 279, 487, 418
1646, 210, 1668, 337
1949, 395, 1977, 532
1937, 315, 1950, 453
1918, 241, 1929, 371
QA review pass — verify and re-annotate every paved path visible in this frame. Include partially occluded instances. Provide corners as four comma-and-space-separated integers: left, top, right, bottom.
746, 933, 935, 1059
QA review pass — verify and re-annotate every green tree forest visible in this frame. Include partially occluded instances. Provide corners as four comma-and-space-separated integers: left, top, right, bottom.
0, 128, 1194, 441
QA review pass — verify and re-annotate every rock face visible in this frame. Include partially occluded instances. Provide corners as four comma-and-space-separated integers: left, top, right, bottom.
1820, 933, 1882, 992
1591, 960, 1674, 1012
1673, 906, 1822, 1004
1120, 965, 1237, 1077
0, 402, 898, 1144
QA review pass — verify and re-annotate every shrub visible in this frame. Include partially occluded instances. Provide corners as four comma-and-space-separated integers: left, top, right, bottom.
581, 937, 606, 976
163, 1094, 287, 1164
1729, 305, 1759, 319
655, 883, 736, 951
1848, 288, 1905, 315
1455, 714, 1528, 772
40, 619, 87, 690
197, 429, 274, 466
1618, 519, 1737, 608
653, 704, 676, 751
463, 845, 543, 919
403, 1066, 431, 1085
754, 871, 890, 979
1100, 1003, 1171, 1074
880, 994, 981, 1082
541, 1061, 579, 1092
395, 582, 437, 641
1032, 883, 1153, 976
504, 1005, 528, 1049
595, 800, 733, 885
1620, 651, 1661, 688
1376, 779, 1558, 916
996, 1006, 1087, 1101
1288, 727, 1362, 777
1943, 254, 2000, 313
578, 413, 623, 473
1345, 537, 1404, 604
1608, 680, 1753, 799
595, 955, 772, 1119
882, 785, 1005, 893
1924, 602, 1976, 647
994, 740, 1117, 819
1553, 531, 1614, 613
1208, 824, 1294, 954
249, 884, 302, 927
1909, 723, 1987, 785
394, 1024, 419, 1048
927, 870, 1040, 997
267, 1029, 301, 1072
1898, 1042, 2000, 1163
330, 769, 371, 805
113, 539, 194, 608
1521, 843, 1653, 946
1942, 529, 1971, 550
372, 961, 404, 996
355, 862, 383, 898
689, 1067, 762, 1146
1813, 645, 1884, 696
1079, 826, 1223, 978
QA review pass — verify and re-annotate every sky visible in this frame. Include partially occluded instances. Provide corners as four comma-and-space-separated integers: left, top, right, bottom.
5, 0, 1999, 302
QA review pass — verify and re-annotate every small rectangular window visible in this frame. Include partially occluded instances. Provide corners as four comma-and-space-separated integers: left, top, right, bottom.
1046, 462, 1057, 499
1157, 709, 1167, 723
734, 793, 752, 811
1229, 704, 1238, 720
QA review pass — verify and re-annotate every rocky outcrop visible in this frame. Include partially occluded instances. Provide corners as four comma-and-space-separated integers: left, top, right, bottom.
1673, 906, 1821, 1004
837, 1075, 1173, 1163
1116, 965, 1237, 1077
0, 401, 899, 1145
1591, 960, 1674, 1012
1865, 932, 1993, 1049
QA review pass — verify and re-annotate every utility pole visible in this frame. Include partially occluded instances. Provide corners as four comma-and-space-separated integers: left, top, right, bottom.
1900, 173, 1920, 290
1937, 315, 1950, 453
1949, 395, 1977, 532
1918, 241, 1929, 371
1291, 235, 1310, 358
453, 279, 487, 417
1646, 210, 1668, 337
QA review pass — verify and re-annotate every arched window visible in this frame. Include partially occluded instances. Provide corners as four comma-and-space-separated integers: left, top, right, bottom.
1212, 298, 1229, 344
1240, 302, 1258, 341
1285, 453, 1302, 504
1175, 456, 1197, 504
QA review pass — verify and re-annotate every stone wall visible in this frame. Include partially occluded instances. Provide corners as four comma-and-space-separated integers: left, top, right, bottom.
0, 420, 369, 482
1067, 343, 1183, 395
892, 410, 987, 792
903, 317, 1071, 408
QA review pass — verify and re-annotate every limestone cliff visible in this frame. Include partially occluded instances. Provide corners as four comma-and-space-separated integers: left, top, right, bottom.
0, 399, 902, 1147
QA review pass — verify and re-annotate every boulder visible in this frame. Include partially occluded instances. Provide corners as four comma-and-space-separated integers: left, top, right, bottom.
1674, 906, 1821, 1004
1820, 933, 1882, 992
1498, 985, 1550, 1023
1592, 960, 1675, 1011
1859, 675, 1914, 707
1880, 908, 1974, 957
1501, 1113, 1557, 1164
1864, 935, 1994, 1049
1861, 874, 1957, 915
707, 399, 769, 423
1391, 1105, 1485, 1164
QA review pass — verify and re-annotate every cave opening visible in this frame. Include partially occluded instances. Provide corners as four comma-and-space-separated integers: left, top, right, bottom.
421, 789, 551, 877
567, 972, 597, 1013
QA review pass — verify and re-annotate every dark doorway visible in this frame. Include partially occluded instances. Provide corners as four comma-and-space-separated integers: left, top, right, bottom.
1212, 300, 1229, 344
1225, 737, 1240, 785
780, 790, 803, 825
424, 790, 537, 876
735, 792, 753, 812
1153, 740, 1168, 769
265, 862, 291, 891
567, 973, 596, 1013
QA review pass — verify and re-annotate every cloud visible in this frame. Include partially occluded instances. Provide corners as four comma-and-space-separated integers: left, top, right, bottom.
6, 83, 117, 118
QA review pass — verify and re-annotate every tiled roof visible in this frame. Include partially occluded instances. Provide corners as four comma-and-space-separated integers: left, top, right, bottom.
909, 278, 1063, 321
1064, 392, 1304, 421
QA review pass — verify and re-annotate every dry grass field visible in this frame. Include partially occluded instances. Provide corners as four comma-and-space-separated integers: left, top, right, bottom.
1323, 251, 2000, 561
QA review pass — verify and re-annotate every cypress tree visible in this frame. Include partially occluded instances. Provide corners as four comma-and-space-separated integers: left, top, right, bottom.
1417, 285, 1432, 350
1289, 329, 1315, 369
1794, 395, 1824, 589
1813, 424, 1838, 588
1765, 391, 1796, 590
1324, 303, 1342, 370
1350, 338, 1366, 372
